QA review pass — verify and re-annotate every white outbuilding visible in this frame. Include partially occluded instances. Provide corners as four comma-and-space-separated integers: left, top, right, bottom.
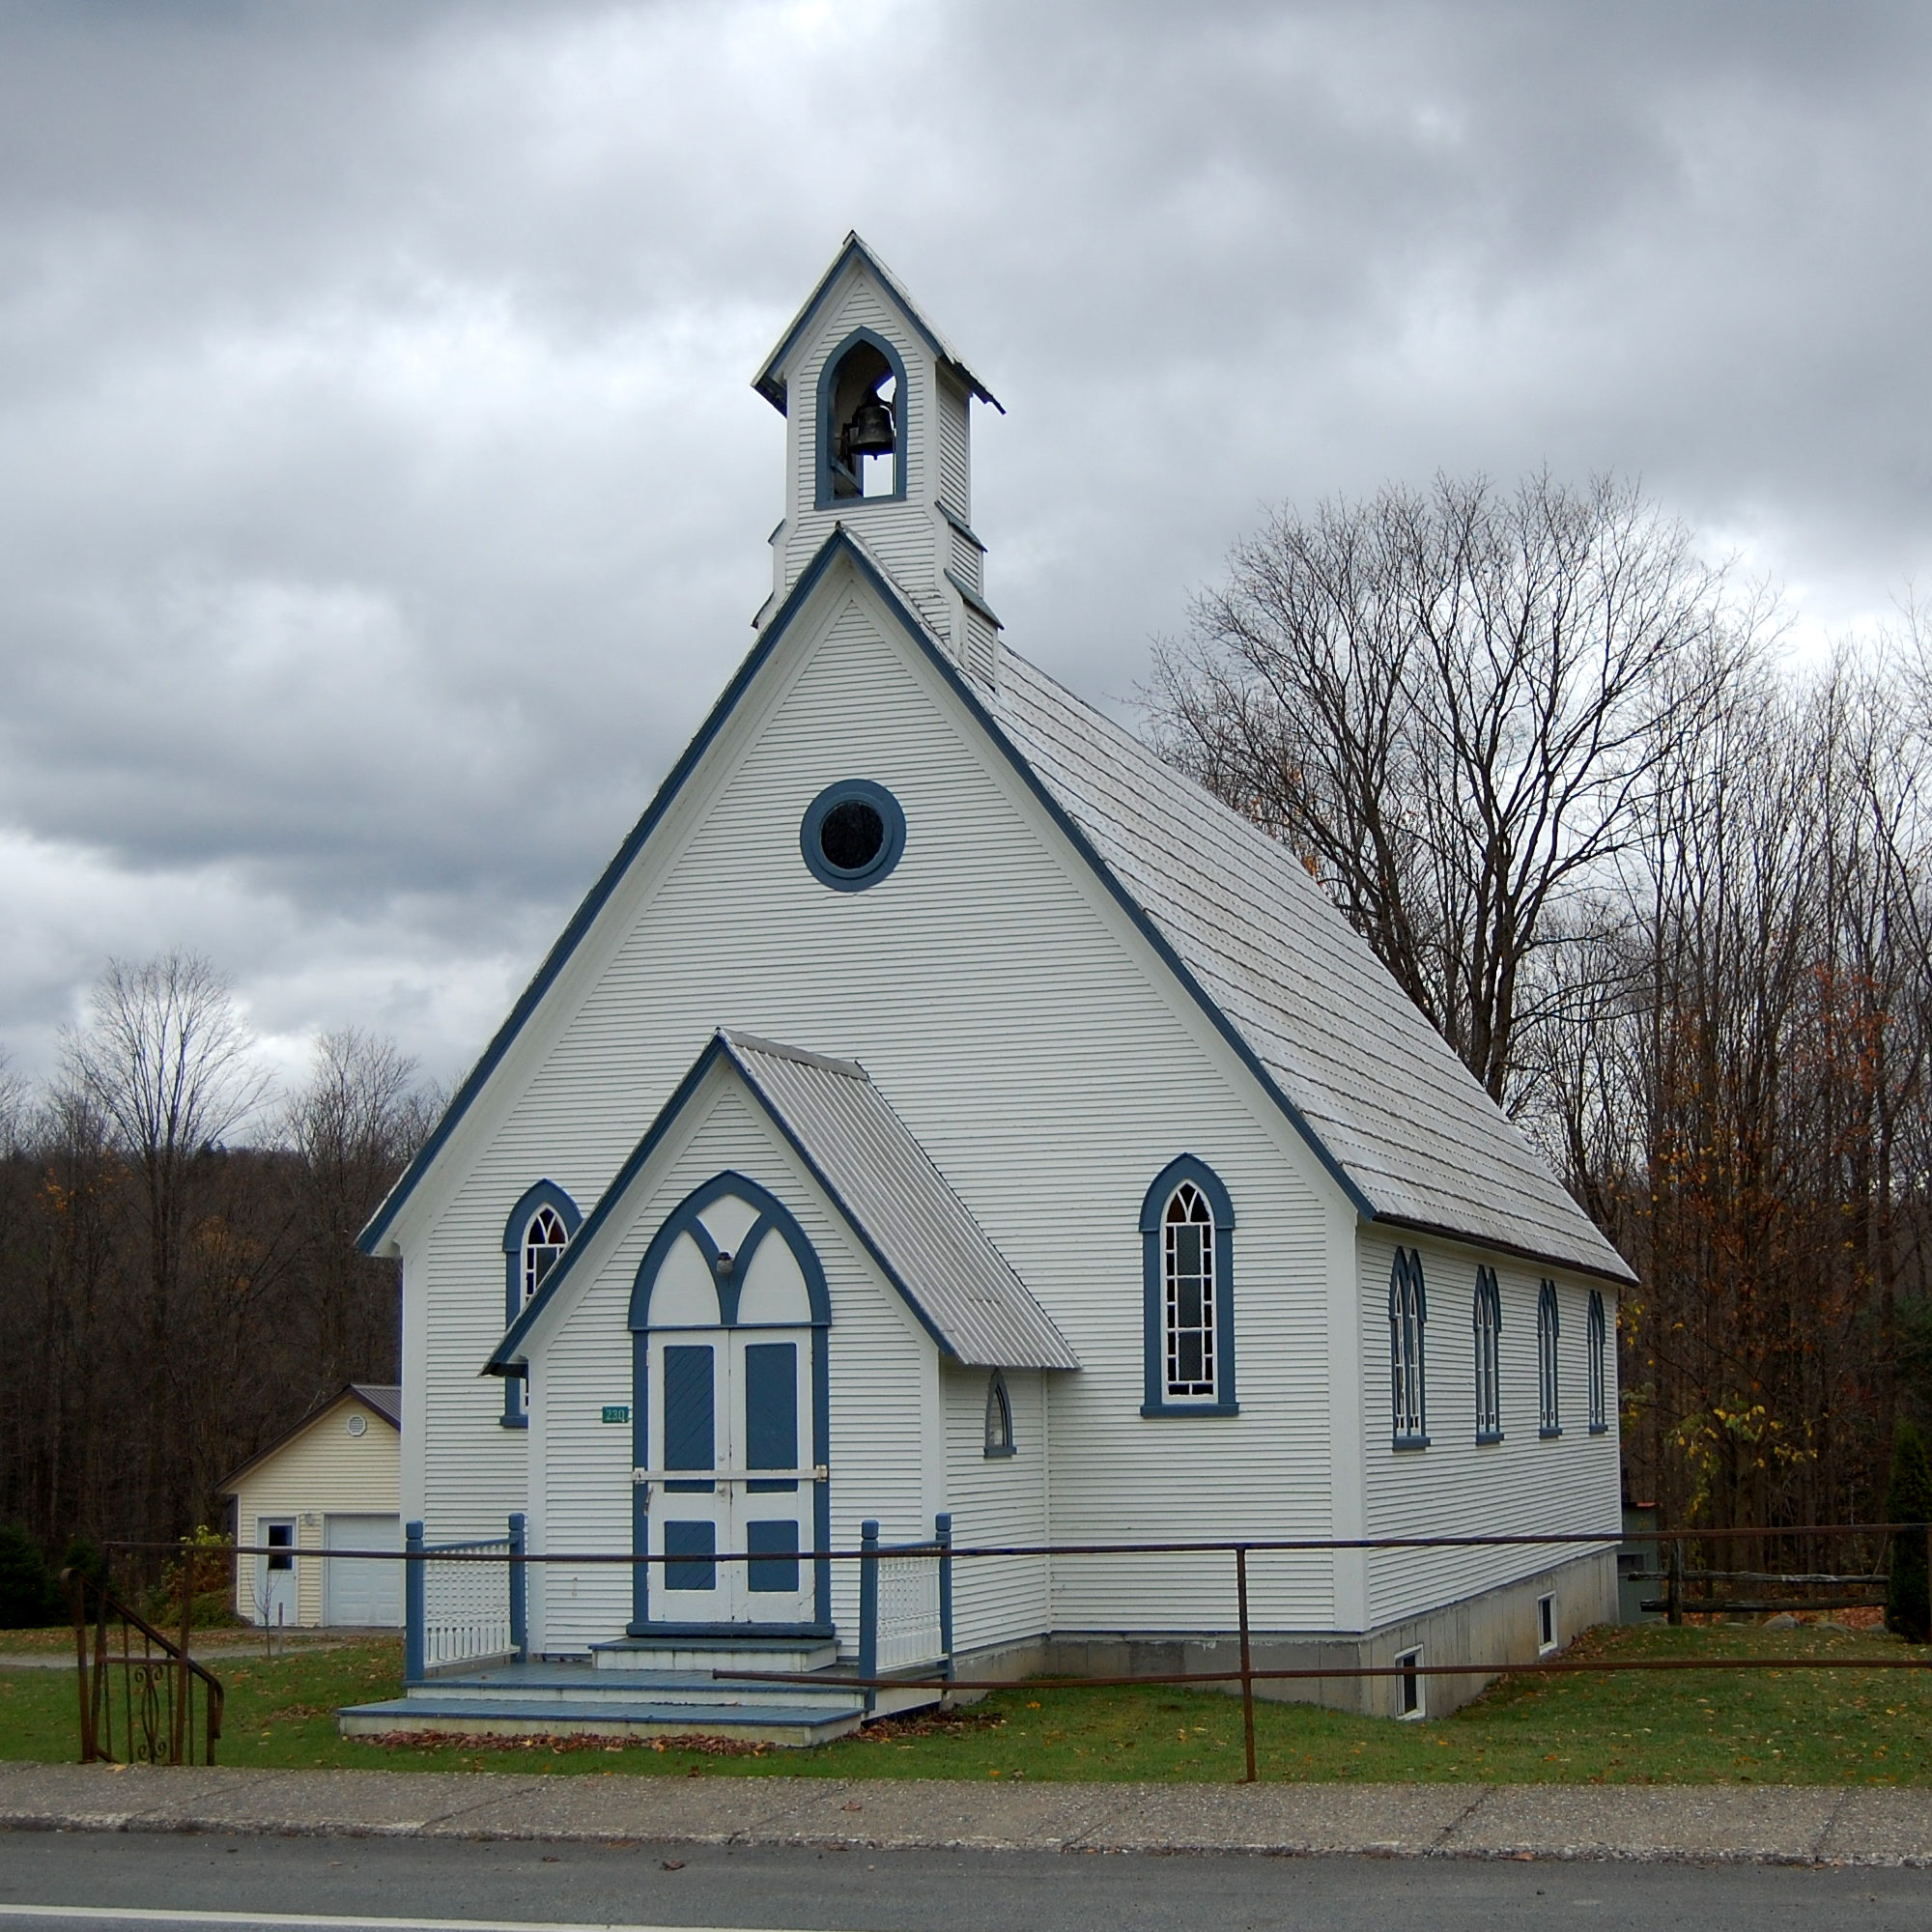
220, 1384, 403, 1630
346, 238, 1633, 1742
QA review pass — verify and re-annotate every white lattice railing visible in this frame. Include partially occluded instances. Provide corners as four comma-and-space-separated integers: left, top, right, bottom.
406, 1519, 526, 1678
857, 1517, 953, 1700
875, 1549, 944, 1671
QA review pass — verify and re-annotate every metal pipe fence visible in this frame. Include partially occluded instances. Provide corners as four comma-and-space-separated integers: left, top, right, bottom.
102, 1519, 1932, 1784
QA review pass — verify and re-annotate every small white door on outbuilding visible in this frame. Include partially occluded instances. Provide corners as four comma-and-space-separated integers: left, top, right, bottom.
323, 1513, 403, 1627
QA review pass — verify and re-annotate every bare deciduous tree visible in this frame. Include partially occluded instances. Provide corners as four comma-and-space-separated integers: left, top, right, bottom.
1149, 471, 1764, 1101
283, 1028, 438, 1396
59, 952, 272, 1537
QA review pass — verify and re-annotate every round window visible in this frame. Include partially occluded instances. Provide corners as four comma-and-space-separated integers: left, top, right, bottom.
800, 780, 906, 892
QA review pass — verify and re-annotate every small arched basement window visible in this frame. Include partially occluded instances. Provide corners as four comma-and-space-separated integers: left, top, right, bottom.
817, 329, 905, 505
1139, 1155, 1237, 1416
1587, 1290, 1608, 1434
1389, 1247, 1428, 1449
1472, 1266, 1502, 1443
983, 1371, 1015, 1458
1537, 1281, 1562, 1438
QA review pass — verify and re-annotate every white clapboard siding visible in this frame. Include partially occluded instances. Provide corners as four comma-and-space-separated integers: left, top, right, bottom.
227, 1396, 400, 1628
527, 1080, 932, 1658
942, 1363, 1049, 1656
407, 566, 1349, 1637
1359, 1231, 1621, 1629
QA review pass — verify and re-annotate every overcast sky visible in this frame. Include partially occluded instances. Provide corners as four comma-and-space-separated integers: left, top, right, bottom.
3, 0, 1929, 1099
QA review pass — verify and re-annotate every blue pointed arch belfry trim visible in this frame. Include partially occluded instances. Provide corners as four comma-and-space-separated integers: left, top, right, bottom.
814, 327, 910, 511
1139, 1153, 1237, 1419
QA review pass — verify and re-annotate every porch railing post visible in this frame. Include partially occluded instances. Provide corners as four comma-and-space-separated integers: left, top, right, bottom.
404, 1520, 426, 1683
508, 1513, 527, 1662
935, 1512, 953, 1681
859, 1519, 879, 1717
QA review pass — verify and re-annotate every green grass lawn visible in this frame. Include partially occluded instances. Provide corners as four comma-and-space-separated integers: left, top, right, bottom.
3, 1622, 1928, 1784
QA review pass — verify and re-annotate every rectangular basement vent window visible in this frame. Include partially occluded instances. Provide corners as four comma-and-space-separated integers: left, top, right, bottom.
1537, 1592, 1558, 1655
1395, 1646, 1424, 1719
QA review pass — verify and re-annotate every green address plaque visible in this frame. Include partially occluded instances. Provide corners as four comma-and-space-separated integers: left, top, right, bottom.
601, 1405, 630, 1425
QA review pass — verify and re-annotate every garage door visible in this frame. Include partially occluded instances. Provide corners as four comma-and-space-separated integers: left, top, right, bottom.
324, 1514, 403, 1627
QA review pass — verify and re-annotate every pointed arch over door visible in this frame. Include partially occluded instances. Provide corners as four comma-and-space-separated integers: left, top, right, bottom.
628, 1173, 831, 1634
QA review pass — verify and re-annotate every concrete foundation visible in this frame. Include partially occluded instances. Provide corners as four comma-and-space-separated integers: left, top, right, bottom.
947, 1548, 1619, 1720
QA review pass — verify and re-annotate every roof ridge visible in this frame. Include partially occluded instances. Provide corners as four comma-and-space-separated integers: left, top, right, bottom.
721, 1030, 867, 1080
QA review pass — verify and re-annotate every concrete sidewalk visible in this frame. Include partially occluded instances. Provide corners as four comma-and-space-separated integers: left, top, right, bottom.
0, 1763, 1928, 1865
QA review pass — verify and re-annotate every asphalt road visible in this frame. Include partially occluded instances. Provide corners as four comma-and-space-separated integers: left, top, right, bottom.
1, 1830, 1931, 1932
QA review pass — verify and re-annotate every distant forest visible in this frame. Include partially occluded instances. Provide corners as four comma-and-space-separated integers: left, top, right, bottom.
0, 955, 435, 1558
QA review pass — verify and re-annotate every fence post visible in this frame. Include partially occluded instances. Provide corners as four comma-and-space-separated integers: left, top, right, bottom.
508, 1513, 527, 1662
1236, 1545, 1256, 1784
1667, 1535, 1684, 1627
859, 1520, 879, 1717
935, 1513, 953, 1683
405, 1520, 426, 1684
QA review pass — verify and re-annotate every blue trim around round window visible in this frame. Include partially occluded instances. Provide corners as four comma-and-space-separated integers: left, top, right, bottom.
800, 780, 906, 892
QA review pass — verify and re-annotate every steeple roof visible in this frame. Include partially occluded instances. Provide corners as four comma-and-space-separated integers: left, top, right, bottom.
753, 231, 1001, 412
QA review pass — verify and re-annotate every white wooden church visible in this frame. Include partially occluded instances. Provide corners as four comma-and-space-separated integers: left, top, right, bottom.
345, 236, 1634, 1743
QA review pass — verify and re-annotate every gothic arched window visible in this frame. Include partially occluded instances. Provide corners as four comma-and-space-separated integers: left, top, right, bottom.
522, 1205, 569, 1305
984, 1370, 1015, 1458
1587, 1290, 1608, 1434
1139, 1156, 1237, 1416
1389, 1247, 1428, 1448
1473, 1266, 1502, 1443
499, 1181, 581, 1430
1538, 1281, 1562, 1437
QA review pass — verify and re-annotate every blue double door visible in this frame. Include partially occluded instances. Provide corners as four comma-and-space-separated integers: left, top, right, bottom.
639, 1325, 816, 1626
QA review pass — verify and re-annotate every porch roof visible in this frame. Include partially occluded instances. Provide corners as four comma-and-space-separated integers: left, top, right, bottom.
488, 1030, 1079, 1376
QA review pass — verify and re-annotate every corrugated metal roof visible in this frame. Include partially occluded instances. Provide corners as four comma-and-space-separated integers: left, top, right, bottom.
720, 1032, 1080, 1369
350, 1383, 402, 1429
993, 649, 1634, 1285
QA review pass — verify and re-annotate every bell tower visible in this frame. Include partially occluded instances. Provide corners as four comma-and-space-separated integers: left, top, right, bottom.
753, 234, 1003, 686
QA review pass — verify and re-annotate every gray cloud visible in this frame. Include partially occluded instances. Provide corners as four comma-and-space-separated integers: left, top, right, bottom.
2, 0, 1928, 1084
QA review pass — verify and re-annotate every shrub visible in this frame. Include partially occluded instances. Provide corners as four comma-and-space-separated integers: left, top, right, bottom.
1885, 1421, 1932, 1643
0, 1523, 63, 1628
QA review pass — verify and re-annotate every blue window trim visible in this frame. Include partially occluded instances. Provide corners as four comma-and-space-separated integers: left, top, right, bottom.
1538, 1280, 1563, 1438
1473, 1264, 1503, 1445
800, 779, 907, 894
629, 1172, 832, 1634
1389, 1246, 1429, 1450
814, 327, 910, 512
983, 1369, 1016, 1458
1586, 1289, 1608, 1435
499, 1180, 582, 1429
1139, 1154, 1237, 1418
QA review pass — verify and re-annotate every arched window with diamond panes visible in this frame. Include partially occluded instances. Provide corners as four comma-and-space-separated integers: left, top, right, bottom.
1139, 1156, 1237, 1416
1587, 1290, 1607, 1434
1389, 1247, 1428, 1448
1473, 1266, 1502, 1443
499, 1181, 581, 1429
1537, 1280, 1562, 1437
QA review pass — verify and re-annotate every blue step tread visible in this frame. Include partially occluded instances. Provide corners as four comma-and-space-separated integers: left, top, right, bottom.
340, 1696, 862, 1729
416, 1666, 850, 1692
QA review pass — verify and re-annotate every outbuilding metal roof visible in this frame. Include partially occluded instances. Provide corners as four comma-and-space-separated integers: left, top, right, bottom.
993, 650, 1634, 1285
720, 1032, 1079, 1370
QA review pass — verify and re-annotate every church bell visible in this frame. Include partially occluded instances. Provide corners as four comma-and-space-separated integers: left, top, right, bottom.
842, 391, 896, 459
